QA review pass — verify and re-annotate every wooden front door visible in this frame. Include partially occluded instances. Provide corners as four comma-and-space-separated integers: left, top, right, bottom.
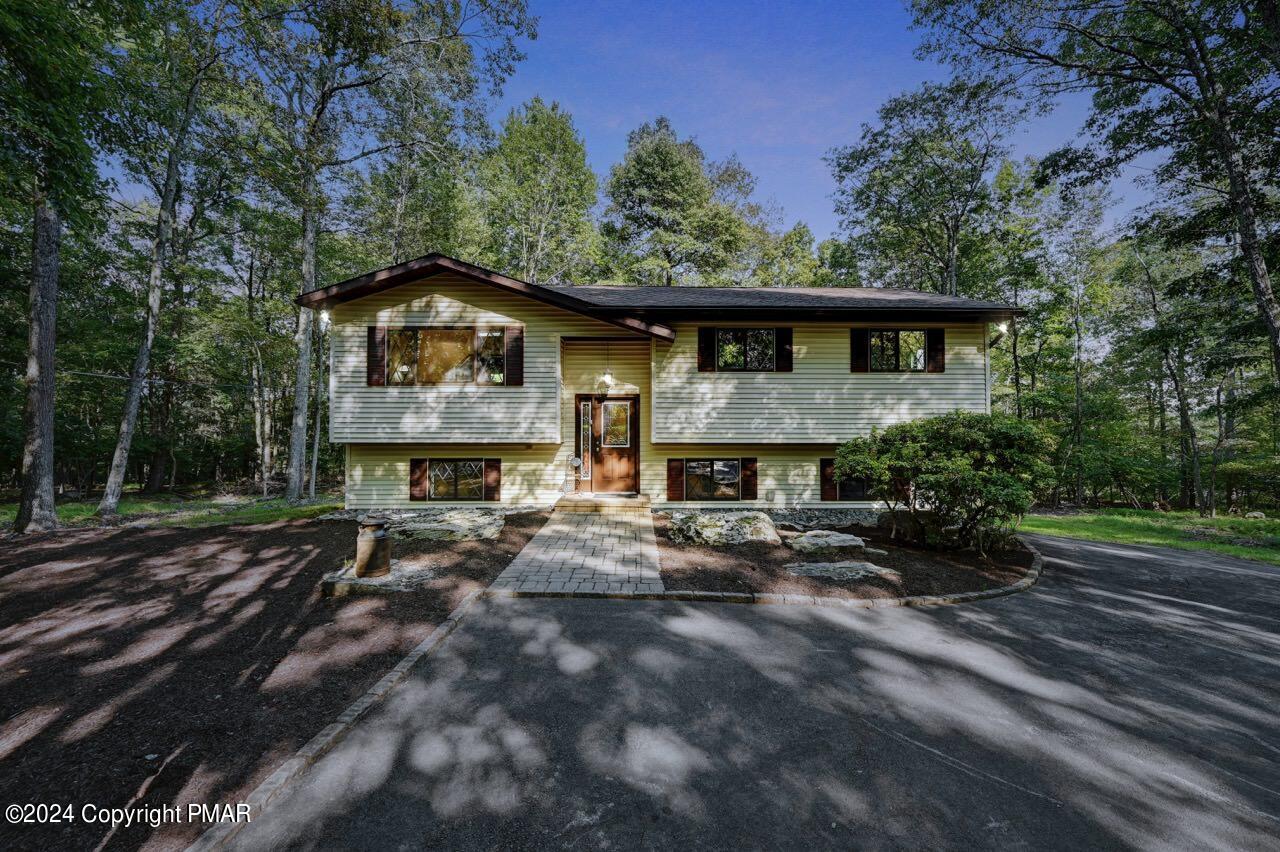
576, 394, 639, 493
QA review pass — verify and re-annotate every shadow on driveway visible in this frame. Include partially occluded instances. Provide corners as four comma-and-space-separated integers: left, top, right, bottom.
230, 535, 1280, 850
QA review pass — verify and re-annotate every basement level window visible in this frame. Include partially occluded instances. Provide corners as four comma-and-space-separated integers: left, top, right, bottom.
428, 458, 484, 500
685, 459, 741, 500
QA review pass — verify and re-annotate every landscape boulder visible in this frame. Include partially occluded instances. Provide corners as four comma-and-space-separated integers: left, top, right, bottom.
783, 561, 900, 582
669, 511, 781, 546
787, 529, 866, 554
1245, 511, 1266, 520
391, 510, 505, 541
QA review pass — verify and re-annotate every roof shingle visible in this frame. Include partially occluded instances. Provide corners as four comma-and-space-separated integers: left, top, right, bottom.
541, 285, 1014, 313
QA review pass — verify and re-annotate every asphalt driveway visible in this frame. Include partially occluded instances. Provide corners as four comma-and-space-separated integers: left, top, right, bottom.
229, 536, 1280, 850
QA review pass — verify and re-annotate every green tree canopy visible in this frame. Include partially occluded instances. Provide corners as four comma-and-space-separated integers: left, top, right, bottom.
478, 97, 597, 283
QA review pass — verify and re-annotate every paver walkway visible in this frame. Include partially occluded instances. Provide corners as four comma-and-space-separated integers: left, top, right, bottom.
490, 509, 664, 594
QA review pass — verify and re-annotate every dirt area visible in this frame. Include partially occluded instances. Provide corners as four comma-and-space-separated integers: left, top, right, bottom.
655, 520, 1034, 599
0, 511, 548, 852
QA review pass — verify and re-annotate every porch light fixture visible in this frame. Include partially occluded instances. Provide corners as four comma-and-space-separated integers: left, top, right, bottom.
602, 341, 614, 386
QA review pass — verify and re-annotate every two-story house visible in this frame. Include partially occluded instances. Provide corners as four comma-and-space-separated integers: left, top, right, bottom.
298, 254, 1019, 509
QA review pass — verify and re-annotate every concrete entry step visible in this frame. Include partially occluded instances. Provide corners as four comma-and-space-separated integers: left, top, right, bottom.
555, 493, 651, 514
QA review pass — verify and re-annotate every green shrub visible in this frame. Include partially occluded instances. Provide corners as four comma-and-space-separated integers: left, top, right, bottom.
835, 412, 1051, 553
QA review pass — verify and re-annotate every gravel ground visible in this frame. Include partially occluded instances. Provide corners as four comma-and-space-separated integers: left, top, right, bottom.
655, 519, 1032, 599
0, 511, 548, 852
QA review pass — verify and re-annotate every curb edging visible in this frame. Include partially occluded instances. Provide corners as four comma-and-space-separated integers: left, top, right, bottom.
185, 589, 484, 852
483, 537, 1043, 610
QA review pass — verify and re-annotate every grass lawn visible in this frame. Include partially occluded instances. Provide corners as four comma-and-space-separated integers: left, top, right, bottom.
1020, 508, 1280, 567
0, 492, 342, 529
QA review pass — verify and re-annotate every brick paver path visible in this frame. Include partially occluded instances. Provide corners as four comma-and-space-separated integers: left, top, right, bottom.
491, 510, 664, 595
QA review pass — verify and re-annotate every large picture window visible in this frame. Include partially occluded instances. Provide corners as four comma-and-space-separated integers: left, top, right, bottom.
685, 458, 741, 500
385, 327, 505, 385
428, 458, 485, 500
869, 329, 926, 373
716, 328, 776, 371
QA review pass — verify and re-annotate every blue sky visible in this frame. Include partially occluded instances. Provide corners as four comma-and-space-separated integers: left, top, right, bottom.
493, 0, 1148, 239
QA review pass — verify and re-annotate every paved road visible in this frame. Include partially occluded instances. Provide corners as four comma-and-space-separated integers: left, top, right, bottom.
230, 537, 1280, 851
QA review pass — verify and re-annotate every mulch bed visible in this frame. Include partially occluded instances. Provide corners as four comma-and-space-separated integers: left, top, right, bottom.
0, 511, 548, 852
655, 520, 1034, 600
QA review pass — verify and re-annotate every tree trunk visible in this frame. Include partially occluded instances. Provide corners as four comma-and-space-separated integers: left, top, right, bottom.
285, 168, 317, 501
1210, 116, 1280, 385
945, 231, 959, 297
15, 196, 60, 533
144, 444, 168, 494
1136, 249, 1204, 515
1011, 295, 1022, 419
97, 85, 193, 516
1072, 288, 1085, 505
308, 326, 325, 500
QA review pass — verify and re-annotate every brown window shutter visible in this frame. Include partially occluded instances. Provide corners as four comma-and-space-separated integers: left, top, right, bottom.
666, 458, 685, 501
819, 457, 837, 502
409, 457, 429, 501
367, 326, 387, 386
697, 327, 716, 372
850, 329, 869, 373
483, 458, 501, 501
504, 326, 524, 386
740, 457, 758, 499
926, 328, 945, 373
774, 328, 792, 372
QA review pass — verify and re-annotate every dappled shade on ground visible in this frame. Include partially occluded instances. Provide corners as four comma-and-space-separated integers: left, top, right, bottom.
228, 535, 1280, 850
0, 512, 547, 851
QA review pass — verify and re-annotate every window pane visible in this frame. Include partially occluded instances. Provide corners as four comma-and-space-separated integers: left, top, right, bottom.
712, 460, 740, 499
428, 460, 456, 499
837, 477, 869, 500
418, 329, 474, 383
870, 331, 896, 372
716, 329, 746, 370
456, 459, 484, 499
579, 402, 591, 477
476, 329, 505, 384
685, 460, 713, 499
899, 331, 926, 372
601, 401, 630, 447
387, 330, 418, 385
745, 329, 775, 370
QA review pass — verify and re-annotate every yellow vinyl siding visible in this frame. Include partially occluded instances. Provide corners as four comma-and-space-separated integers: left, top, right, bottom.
344, 442, 874, 509
328, 273, 636, 443
345, 443, 568, 507
334, 279, 995, 508
651, 322, 990, 443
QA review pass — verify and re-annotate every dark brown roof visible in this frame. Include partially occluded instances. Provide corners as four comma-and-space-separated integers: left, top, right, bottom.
543, 285, 1017, 314
297, 253, 1022, 328
295, 254, 676, 340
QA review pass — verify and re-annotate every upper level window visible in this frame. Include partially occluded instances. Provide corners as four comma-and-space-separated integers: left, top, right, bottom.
699, 327, 791, 372
870, 330, 926, 373
717, 328, 775, 371
386, 327, 505, 386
